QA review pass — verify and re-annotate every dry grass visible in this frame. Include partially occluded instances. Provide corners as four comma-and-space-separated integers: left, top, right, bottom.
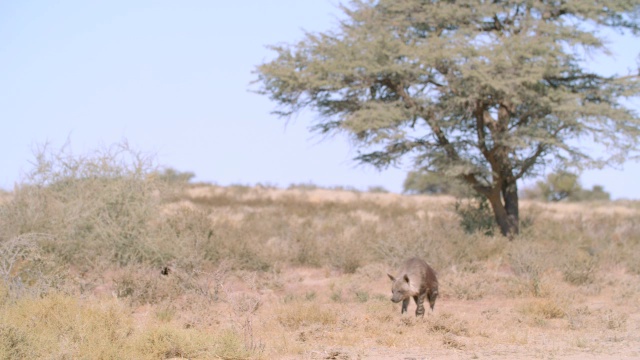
1, 149, 640, 358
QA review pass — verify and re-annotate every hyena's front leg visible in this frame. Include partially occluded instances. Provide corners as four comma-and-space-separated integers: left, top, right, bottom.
428, 289, 438, 311
414, 294, 427, 317
401, 298, 410, 314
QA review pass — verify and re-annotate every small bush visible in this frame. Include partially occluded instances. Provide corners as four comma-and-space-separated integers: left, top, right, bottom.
305, 291, 317, 301
602, 310, 628, 330
455, 196, 496, 236
563, 251, 598, 286
446, 272, 489, 300
367, 185, 388, 193
507, 242, 550, 297
0, 293, 134, 359
355, 290, 370, 303
331, 289, 343, 303
153, 167, 195, 185
131, 325, 218, 360
0, 234, 62, 299
276, 302, 338, 329
0, 325, 32, 359
518, 299, 566, 320
427, 313, 470, 336
215, 329, 255, 360
113, 265, 183, 306
328, 237, 365, 274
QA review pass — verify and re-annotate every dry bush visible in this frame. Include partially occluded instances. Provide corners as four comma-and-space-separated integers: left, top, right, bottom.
0, 293, 133, 359
130, 325, 221, 360
600, 309, 628, 331
0, 292, 263, 360
427, 312, 471, 337
448, 233, 508, 269
0, 234, 63, 299
159, 206, 215, 270
507, 241, 548, 297
276, 301, 339, 329
518, 299, 567, 321
0, 324, 31, 359
566, 305, 593, 330
112, 265, 187, 306
177, 185, 515, 276
443, 270, 494, 300
129, 320, 260, 360
0, 142, 173, 269
373, 217, 458, 270
562, 250, 598, 285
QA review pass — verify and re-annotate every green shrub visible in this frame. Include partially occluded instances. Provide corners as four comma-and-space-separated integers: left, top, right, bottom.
455, 196, 496, 236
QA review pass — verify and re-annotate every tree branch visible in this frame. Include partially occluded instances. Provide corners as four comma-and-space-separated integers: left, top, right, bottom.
514, 143, 546, 180
474, 100, 491, 159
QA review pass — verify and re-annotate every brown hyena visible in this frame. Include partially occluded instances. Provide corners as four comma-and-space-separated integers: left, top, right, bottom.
387, 257, 438, 317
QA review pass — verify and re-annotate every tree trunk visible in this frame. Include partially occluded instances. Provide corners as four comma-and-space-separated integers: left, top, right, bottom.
502, 179, 519, 237
485, 186, 519, 238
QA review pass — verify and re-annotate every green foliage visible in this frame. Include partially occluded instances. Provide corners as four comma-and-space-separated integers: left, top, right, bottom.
367, 185, 389, 193
455, 196, 497, 236
355, 290, 370, 303
542, 172, 581, 202
403, 170, 470, 196
574, 185, 611, 202
522, 171, 611, 202
153, 167, 195, 184
256, 0, 640, 236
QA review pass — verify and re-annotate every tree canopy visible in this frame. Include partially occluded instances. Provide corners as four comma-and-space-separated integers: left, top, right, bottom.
255, 0, 640, 236
403, 170, 470, 196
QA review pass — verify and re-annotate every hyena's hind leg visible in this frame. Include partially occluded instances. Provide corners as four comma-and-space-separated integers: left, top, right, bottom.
427, 289, 438, 311
414, 294, 427, 317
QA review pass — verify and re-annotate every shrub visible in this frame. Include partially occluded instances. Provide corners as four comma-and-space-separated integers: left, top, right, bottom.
152, 167, 195, 184
130, 325, 217, 360
0, 142, 173, 269
521, 171, 611, 202
563, 251, 598, 286
455, 196, 496, 236
367, 185, 389, 193
0, 234, 62, 299
0, 293, 134, 359
276, 302, 338, 329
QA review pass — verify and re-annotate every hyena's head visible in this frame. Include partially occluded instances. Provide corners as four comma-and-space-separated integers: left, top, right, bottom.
387, 273, 411, 303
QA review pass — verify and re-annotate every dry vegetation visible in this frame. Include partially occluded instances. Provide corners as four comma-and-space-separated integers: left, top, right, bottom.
1, 153, 640, 359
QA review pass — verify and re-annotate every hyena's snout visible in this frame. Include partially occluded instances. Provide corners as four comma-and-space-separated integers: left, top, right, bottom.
390, 293, 404, 303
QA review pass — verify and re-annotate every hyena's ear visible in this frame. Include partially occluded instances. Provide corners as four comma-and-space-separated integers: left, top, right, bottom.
403, 274, 410, 283
387, 273, 396, 281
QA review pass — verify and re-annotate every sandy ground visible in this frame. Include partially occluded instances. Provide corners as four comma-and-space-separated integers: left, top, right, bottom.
293, 283, 636, 359
153, 264, 639, 360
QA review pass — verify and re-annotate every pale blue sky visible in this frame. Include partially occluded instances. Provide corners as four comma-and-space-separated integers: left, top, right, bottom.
1, 1, 639, 198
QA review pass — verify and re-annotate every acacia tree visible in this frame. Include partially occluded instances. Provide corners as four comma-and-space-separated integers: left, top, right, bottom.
255, 0, 640, 236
